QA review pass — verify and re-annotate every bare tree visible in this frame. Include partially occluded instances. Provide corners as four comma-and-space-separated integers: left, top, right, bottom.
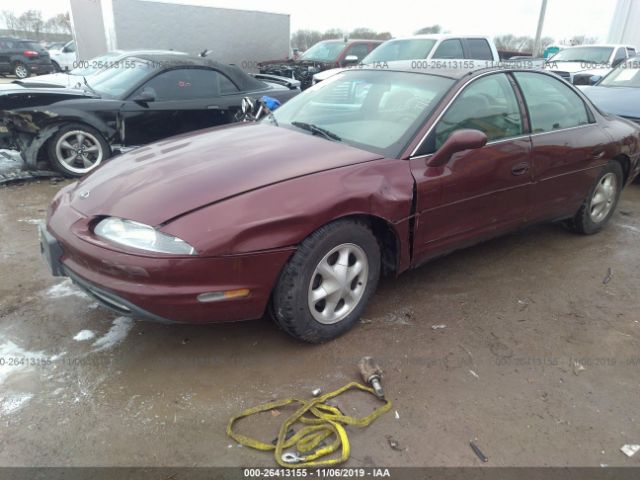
15, 10, 44, 39
1, 10, 18, 34
414, 25, 442, 35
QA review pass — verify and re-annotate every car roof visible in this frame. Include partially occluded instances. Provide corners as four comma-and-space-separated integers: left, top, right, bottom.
390, 34, 493, 41
125, 54, 266, 90
563, 44, 633, 48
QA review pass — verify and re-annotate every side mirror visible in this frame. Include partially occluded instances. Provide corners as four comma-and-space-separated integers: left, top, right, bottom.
241, 96, 255, 114
343, 55, 359, 66
132, 91, 156, 105
589, 74, 603, 85
427, 129, 487, 167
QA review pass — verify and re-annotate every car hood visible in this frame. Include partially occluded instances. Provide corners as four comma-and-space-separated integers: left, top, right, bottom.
580, 85, 640, 118
70, 123, 384, 225
18, 73, 81, 88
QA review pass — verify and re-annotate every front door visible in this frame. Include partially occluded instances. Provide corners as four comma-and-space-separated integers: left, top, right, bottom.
410, 72, 533, 263
120, 67, 240, 146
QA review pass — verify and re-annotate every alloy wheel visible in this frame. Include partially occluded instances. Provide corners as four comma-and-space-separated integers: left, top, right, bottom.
14, 64, 28, 79
589, 172, 617, 223
308, 243, 369, 325
55, 130, 104, 175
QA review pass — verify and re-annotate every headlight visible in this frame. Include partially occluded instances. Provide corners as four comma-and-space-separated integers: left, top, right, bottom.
94, 217, 196, 255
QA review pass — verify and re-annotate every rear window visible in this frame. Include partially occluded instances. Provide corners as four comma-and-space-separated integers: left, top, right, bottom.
17, 41, 41, 50
466, 39, 494, 60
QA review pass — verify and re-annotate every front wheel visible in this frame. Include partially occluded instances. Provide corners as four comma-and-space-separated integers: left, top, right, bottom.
47, 124, 111, 177
566, 161, 623, 234
272, 219, 381, 343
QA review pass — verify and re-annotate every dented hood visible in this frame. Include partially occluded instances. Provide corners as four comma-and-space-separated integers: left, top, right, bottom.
70, 123, 383, 225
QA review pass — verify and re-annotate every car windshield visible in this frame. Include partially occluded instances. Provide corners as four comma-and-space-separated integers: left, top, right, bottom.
550, 47, 613, 63
70, 52, 124, 76
599, 59, 640, 87
267, 70, 454, 157
362, 39, 437, 63
88, 59, 155, 97
300, 41, 345, 62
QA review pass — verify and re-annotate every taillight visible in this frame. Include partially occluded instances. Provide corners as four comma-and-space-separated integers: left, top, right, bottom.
23, 50, 39, 58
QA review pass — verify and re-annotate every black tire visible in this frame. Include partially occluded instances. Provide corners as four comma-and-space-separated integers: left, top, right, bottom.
272, 219, 381, 343
51, 61, 61, 73
47, 123, 111, 177
13, 62, 29, 79
566, 161, 623, 235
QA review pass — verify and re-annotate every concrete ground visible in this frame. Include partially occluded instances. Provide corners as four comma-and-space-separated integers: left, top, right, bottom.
1, 176, 640, 468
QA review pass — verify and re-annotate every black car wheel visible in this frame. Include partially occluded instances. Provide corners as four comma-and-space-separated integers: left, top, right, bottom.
47, 124, 111, 177
272, 219, 380, 343
13, 62, 29, 79
566, 161, 623, 235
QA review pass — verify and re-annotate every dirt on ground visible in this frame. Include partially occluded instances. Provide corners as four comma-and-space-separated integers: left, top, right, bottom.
0, 179, 639, 468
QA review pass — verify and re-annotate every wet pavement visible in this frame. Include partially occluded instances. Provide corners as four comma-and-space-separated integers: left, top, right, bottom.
0, 179, 639, 467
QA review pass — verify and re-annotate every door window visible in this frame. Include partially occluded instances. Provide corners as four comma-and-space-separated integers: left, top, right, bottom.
513, 72, 590, 133
465, 39, 494, 60
345, 43, 370, 61
432, 39, 464, 59
613, 47, 627, 65
433, 73, 523, 149
135, 68, 237, 100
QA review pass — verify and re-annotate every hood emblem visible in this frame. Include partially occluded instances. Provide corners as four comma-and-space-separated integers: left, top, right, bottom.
79, 190, 90, 199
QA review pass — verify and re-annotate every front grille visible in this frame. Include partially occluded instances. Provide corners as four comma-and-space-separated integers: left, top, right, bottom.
572, 73, 594, 85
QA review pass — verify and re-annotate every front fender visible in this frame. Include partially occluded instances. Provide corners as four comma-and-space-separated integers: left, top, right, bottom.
162, 159, 415, 270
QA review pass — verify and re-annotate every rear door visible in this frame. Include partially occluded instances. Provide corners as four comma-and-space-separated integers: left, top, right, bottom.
120, 67, 240, 146
512, 71, 611, 221
410, 72, 532, 262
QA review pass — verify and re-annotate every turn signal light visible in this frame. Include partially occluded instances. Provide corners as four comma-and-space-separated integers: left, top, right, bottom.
197, 289, 250, 303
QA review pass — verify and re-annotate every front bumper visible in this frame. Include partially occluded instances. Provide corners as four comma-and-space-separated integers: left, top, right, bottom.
42, 188, 295, 323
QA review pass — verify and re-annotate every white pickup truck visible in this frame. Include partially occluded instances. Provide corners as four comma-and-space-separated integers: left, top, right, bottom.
313, 34, 500, 84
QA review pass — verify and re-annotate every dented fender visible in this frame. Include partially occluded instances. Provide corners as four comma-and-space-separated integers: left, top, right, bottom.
162, 159, 416, 272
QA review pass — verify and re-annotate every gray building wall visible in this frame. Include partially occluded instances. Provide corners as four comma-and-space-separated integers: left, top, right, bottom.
69, 0, 109, 59
111, 0, 290, 69
608, 0, 640, 47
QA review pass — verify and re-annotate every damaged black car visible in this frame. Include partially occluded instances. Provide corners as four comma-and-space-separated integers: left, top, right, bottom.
0, 54, 300, 177
258, 39, 382, 90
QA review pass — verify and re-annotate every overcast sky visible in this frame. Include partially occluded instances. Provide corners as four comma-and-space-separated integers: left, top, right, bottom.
9, 0, 618, 43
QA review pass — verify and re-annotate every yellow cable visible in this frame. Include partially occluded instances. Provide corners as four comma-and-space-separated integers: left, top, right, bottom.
226, 381, 392, 468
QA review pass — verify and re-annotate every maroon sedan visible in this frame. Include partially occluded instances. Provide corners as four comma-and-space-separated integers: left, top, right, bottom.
41, 66, 640, 342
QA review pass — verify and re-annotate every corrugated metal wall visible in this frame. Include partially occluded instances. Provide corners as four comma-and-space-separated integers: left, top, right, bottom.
111, 0, 290, 69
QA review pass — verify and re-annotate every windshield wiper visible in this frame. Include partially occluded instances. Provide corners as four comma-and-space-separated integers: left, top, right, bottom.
291, 121, 341, 141
82, 76, 98, 96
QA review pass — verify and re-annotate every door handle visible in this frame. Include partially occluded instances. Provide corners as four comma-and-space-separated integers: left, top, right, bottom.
511, 162, 530, 176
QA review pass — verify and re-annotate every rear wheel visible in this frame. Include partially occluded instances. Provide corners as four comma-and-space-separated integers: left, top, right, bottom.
13, 62, 29, 79
272, 219, 381, 343
47, 124, 111, 177
566, 162, 623, 234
